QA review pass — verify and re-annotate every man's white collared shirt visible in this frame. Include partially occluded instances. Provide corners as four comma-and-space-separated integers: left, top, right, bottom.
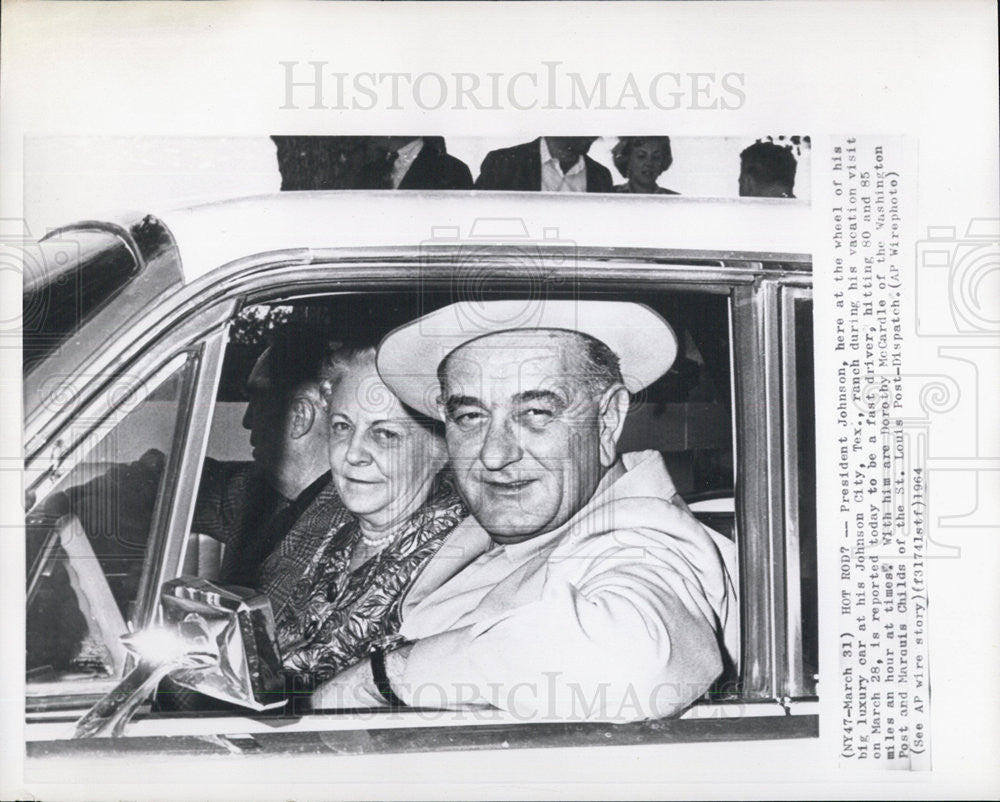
540, 138, 587, 192
398, 450, 738, 722
391, 138, 424, 189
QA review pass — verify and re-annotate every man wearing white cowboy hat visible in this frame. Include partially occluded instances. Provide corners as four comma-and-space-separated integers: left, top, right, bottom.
311, 300, 737, 722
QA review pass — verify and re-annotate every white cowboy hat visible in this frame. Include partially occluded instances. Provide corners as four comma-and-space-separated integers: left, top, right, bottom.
376, 300, 677, 419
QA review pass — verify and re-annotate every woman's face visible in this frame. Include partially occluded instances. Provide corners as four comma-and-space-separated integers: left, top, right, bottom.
325, 357, 446, 530
627, 141, 669, 187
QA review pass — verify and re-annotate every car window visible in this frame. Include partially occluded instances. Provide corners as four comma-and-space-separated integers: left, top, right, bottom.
176, 290, 738, 704
26, 355, 196, 686
192, 289, 734, 518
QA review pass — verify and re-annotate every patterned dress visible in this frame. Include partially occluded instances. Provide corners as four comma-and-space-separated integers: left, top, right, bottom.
277, 476, 467, 686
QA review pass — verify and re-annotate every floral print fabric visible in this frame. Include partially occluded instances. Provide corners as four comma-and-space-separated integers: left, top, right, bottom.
277, 476, 466, 685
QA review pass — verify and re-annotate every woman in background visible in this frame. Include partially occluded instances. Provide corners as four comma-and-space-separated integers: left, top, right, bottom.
612, 136, 679, 195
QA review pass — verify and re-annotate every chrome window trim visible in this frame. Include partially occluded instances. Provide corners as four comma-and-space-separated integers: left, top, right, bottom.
760, 280, 790, 699
731, 284, 774, 697
27, 713, 819, 758
730, 278, 816, 703
117, 352, 200, 633
779, 286, 816, 698
26, 249, 804, 455
26, 699, 805, 741
133, 330, 228, 629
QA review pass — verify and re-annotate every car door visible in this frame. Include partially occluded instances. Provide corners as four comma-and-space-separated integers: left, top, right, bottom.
25, 240, 817, 756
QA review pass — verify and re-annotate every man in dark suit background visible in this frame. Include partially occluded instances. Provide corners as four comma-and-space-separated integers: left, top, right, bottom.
355, 136, 473, 190
474, 136, 613, 193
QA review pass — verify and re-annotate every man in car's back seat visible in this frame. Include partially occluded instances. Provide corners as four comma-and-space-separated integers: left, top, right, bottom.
65, 324, 350, 620
311, 300, 737, 723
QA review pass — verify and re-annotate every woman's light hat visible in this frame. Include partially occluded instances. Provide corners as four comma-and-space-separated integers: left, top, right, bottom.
376, 300, 677, 419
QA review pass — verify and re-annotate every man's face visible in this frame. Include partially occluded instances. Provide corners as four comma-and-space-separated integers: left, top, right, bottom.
242, 349, 293, 484
440, 331, 607, 544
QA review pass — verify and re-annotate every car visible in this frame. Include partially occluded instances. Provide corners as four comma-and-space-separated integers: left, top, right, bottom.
21, 189, 816, 758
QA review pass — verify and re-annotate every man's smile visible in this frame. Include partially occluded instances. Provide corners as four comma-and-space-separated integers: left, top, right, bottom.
483, 477, 538, 494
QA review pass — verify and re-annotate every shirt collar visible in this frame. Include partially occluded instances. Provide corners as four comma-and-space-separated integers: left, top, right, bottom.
395, 137, 424, 167
540, 137, 585, 177
496, 459, 626, 562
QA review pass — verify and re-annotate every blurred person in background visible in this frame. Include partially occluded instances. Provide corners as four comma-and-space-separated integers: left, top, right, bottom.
354, 136, 473, 190
612, 136, 679, 195
738, 141, 797, 198
475, 137, 613, 193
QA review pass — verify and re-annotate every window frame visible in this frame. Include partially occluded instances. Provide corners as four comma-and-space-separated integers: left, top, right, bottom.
779, 285, 817, 699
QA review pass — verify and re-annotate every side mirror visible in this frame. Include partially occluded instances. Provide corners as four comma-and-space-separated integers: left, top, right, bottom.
160, 576, 286, 711
73, 577, 286, 739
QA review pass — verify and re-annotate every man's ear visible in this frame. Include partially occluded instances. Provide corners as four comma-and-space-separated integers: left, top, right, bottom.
288, 395, 317, 439
597, 384, 630, 468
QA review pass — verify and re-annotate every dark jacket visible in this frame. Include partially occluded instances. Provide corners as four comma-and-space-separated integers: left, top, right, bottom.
474, 138, 614, 193
355, 139, 473, 190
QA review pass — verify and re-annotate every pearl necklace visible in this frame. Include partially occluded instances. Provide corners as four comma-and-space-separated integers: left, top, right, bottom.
359, 527, 397, 549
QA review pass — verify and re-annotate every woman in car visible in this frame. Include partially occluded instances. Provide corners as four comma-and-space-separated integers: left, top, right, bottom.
612, 136, 679, 195
276, 340, 468, 686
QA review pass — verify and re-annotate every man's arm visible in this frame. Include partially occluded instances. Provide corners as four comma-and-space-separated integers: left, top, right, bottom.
314, 526, 727, 722
190, 458, 259, 544
62, 448, 167, 548
447, 156, 474, 190
397, 557, 721, 721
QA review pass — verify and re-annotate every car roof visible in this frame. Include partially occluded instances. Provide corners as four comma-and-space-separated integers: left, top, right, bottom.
154, 190, 812, 283
26, 190, 811, 445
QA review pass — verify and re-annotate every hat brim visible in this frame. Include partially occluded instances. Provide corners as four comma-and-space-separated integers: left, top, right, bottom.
376, 300, 677, 419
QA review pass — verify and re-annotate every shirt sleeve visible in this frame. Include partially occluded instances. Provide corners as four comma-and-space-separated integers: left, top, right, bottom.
399, 532, 724, 723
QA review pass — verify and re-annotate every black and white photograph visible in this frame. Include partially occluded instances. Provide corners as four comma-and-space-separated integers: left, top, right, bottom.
22, 133, 816, 743
2, 2, 998, 800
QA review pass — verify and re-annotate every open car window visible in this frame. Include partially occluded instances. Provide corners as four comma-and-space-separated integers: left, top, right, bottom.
179, 288, 741, 707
